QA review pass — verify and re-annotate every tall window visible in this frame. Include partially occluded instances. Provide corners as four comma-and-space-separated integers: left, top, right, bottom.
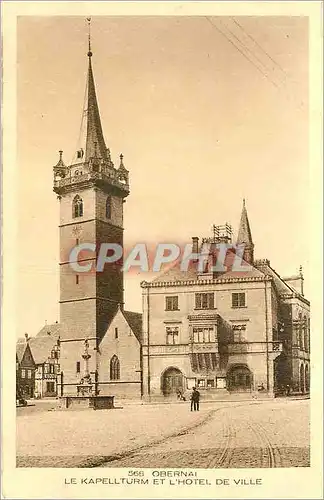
21, 369, 26, 378
232, 324, 246, 342
232, 292, 246, 308
27, 369, 32, 379
110, 355, 120, 380
193, 327, 214, 343
73, 195, 83, 218
166, 326, 179, 344
195, 293, 214, 310
165, 296, 179, 311
76, 361, 81, 374
106, 196, 112, 219
115, 327, 118, 339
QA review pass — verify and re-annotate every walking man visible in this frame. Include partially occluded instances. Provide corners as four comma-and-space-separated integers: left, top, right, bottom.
190, 387, 200, 411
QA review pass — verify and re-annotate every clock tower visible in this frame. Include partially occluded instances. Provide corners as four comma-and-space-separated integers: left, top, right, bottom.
53, 30, 130, 395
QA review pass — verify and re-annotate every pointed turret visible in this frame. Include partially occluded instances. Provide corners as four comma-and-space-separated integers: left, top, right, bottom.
237, 199, 254, 264
85, 51, 107, 162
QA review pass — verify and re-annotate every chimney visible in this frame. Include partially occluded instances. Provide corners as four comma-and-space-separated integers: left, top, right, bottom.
192, 237, 199, 254
24, 333, 29, 342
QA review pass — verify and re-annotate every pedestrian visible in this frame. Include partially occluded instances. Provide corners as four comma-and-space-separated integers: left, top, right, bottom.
190, 387, 200, 411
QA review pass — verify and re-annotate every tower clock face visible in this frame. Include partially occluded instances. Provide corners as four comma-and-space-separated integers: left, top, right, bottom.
72, 225, 83, 237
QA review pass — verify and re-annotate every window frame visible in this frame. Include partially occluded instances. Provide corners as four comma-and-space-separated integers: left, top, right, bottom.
231, 292, 246, 308
106, 196, 112, 219
110, 355, 120, 380
165, 296, 179, 311
72, 195, 83, 219
166, 326, 179, 345
195, 292, 214, 310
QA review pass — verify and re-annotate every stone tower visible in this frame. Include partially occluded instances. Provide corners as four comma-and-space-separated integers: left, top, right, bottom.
236, 199, 254, 265
53, 35, 130, 395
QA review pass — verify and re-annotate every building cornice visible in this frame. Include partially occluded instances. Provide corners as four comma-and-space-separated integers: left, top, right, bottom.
141, 275, 272, 288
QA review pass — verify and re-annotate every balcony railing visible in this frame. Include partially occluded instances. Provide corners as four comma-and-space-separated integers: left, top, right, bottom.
54, 171, 129, 192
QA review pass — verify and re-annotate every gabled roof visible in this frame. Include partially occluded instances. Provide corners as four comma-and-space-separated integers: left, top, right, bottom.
35, 322, 60, 338
123, 310, 142, 343
26, 323, 60, 365
254, 260, 295, 295
16, 343, 26, 363
29, 336, 57, 365
152, 260, 199, 284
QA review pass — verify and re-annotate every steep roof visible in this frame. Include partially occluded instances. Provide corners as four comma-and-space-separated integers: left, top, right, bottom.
152, 260, 199, 284
85, 51, 107, 162
237, 199, 253, 247
254, 260, 295, 295
27, 323, 60, 365
35, 322, 60, 338
123, 310, 142, 343
16, 343, 26, 363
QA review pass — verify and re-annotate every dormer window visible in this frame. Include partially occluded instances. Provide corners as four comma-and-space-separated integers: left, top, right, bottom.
73, 195, 83, 218
106, 196, 112, 219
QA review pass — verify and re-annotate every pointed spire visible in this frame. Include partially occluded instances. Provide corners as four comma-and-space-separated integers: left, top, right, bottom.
85, 18, 107, 162
237, 199, 254, 264
55, 150, 65, 167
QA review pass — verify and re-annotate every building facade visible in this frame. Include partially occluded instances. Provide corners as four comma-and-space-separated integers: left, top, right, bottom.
141, 203, 310, 399
29, 323, 61, 398
16, 338, 36, 399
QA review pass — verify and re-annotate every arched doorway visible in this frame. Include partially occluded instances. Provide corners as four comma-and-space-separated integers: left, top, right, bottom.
274, 353, 290, 391
227, 365, 252, 392
305, 364, 310, 393
299, 364, 305, 393
162, 367, 184, 396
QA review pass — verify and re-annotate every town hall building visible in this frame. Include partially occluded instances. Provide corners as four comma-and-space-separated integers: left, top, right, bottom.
45, 25, 309, 402
141, 206, 310, 399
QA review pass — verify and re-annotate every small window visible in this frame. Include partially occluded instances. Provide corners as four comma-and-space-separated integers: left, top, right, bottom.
195, 293, 214, 310
21, 369, 26, 378
76, 275, 79, 285
207, 379, 215, 388
115, 327, 118, 339
76, 238, 79, 246
165, 296, 179, 311
110, 355, 120, 380
232, 292, 246, 308
166, 326, 179, 344
197, 379, 205, 388
73, 195, 83, 218
106, 196, 112, 219
76, 361, 81, 373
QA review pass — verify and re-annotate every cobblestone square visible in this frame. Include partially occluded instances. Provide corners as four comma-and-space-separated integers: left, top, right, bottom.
17, 398, 310, 468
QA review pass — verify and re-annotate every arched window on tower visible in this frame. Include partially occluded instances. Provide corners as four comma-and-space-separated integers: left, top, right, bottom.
106, 196, 112, 219
73, 195, 83, 218
110, 355, 120, 380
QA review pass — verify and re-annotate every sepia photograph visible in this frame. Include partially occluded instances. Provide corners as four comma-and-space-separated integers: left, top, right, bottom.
1, 2, 323, 499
